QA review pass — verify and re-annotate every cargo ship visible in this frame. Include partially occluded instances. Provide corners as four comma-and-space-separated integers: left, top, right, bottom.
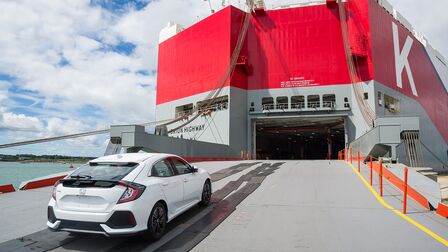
111, 0, 445, 171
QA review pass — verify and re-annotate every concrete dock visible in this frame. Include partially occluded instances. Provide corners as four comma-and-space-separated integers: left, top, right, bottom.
0, 160, 447, 251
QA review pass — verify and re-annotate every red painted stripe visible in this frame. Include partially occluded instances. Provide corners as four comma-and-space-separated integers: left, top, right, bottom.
156, 4, 373, 105
182, 157, 242, 162
371, 162, 430, 210
436, 203, 448, 218
0, 184, 15, 193
21, 175, 66, 190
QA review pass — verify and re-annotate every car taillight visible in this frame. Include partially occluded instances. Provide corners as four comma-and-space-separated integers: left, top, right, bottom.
52, 180, 61, 200
117, 181, 146, 204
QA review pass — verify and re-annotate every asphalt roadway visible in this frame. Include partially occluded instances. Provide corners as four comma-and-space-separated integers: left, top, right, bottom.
0, 160, 447, 251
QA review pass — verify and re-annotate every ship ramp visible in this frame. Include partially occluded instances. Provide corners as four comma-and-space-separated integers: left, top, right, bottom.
0, 160, 447, 251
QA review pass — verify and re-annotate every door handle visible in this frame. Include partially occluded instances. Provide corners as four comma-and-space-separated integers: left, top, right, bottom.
161, 182, 169, 186
183, 178, 188, 183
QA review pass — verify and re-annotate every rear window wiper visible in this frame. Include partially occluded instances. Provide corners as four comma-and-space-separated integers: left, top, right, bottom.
70, 175, 92, 180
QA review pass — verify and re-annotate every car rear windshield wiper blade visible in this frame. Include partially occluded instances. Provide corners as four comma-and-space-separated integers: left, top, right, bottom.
70, 175, 92, 180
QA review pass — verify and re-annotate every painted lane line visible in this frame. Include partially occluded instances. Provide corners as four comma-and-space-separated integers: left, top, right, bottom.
347, 162, 448, 247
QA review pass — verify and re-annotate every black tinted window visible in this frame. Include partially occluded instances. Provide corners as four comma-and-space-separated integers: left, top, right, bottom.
152, 160, 174, 177
172, 159, 191, 174
69, 162, 138, 181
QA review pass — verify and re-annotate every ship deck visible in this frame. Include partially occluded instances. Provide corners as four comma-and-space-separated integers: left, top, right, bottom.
0, 160, 447, 251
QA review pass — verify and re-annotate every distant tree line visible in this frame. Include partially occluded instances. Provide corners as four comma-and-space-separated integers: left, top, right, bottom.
0, 154, 96, 163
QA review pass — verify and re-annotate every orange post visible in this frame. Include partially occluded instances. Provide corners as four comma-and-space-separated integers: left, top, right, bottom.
357, 150, 360, 172
379, 160, 383, 197
403, 167, 408, 214
369, 155, 373, 186
344, 148, 347, 161
350, 147, 353, 164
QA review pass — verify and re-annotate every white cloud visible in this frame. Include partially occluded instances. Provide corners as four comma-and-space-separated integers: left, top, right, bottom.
0, 111, 44, 132
0, 0, 446, 157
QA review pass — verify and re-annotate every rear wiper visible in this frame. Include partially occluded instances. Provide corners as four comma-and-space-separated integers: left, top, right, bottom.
70, 175, 92, 180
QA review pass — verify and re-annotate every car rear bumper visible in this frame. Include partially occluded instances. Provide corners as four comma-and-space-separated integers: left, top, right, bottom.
47, 220, 144, 236
47, 200, 147, 236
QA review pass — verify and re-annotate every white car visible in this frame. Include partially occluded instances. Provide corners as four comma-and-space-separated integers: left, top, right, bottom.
47, 153, 212, 240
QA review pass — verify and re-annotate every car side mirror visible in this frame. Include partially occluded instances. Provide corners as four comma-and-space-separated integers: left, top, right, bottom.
191, 165, 198, 173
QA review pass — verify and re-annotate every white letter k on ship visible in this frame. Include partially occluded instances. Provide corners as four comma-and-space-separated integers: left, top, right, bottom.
392, 22, 418, 96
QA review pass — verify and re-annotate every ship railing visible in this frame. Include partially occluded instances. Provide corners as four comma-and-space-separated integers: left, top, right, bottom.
291, 102, 305, 109
323, 101, 335, 109
198, 102, 228, 115
276, 103, 289, 110
262, 103, 275, 110
176, 110, 192, 118
307, 101, 321, 108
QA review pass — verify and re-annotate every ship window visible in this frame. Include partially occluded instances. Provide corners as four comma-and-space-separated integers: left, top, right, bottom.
344, 97, 349, 108
276, 96, 288, 109
307, 95, 320, 108
378, 92, 383, 106
175, 103, 193, 118
323, 94, 336, 108
262, 97, 274, 110
291, 96, 305, 109
197, 95, 228, 113
384, 94, 400, 113
364, 92, 369, 100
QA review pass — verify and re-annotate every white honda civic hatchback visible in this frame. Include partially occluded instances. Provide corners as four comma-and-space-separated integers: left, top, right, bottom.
47, 153, 212, 240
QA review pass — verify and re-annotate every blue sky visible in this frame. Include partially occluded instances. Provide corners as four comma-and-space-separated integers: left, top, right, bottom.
0, 0, 447, 157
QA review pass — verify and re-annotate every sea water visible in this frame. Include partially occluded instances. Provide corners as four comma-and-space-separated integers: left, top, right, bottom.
0, 162, 76, 189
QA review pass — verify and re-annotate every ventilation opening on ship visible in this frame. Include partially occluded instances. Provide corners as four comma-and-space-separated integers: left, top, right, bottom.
255, 117, 345, 160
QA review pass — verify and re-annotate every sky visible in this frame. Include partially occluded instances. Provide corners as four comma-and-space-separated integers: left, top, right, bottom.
0, 0, 447, 157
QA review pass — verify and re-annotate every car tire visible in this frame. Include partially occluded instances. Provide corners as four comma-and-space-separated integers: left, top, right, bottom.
198, 180, 212, 207
142, 202, 167, 241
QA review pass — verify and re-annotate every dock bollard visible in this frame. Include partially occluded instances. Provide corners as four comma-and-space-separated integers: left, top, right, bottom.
357, 150, 360, 172
369, 155, 373, 186
379, 160, 383, 197
403, 167, 408, 214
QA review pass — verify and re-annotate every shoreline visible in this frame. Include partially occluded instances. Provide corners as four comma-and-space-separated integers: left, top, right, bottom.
0, 160, 87, 164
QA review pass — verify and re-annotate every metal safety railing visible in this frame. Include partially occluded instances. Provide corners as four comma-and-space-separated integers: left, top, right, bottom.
290, 102, 305, 109
276, 103, 289, 110
176, 102, 229, 118
176, 110, 193, 118
307, 101, 320, 108
322, 101, 335, 108
262, 101, 335, 111
337, 147, 428, 215
262, 103, 275, 110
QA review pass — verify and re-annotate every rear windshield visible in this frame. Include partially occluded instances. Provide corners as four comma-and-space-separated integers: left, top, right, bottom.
68, 162, 139, 181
